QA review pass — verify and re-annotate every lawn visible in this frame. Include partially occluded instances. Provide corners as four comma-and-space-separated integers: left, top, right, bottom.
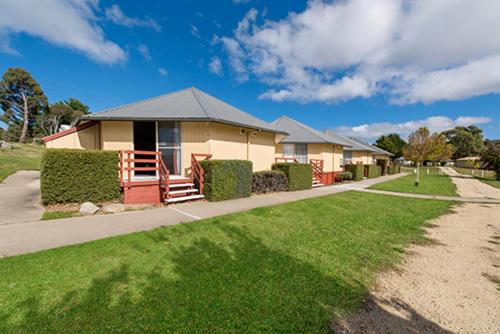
0, 191, 452, 333
0, 143, 44, 182
370, 168, 457, 196
476, 178, 500, 189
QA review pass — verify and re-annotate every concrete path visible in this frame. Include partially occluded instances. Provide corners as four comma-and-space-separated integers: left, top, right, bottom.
0, 173, 405, 258
0, 171, 44, 225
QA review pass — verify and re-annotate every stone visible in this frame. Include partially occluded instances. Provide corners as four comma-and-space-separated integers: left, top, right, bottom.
102, 203, 125, 214
79, 202, 99, 215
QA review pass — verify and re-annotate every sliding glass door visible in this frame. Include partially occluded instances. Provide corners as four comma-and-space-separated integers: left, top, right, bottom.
158, 121, 181, 175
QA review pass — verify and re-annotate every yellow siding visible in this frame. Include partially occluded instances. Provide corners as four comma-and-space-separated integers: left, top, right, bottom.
181, 122, 210, 175
209, 122, 248, 160
275, 143, 283, 156
373, 153, 390, 160
333, 145, 343, 171
249, 131, 276, 171
100, 121, 133, 150
45, 123, 99, 149
351, 151, 373, 164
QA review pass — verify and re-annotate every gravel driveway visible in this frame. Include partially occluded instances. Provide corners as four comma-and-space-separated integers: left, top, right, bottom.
0, 171, 43, 225
334, 168, 500, 333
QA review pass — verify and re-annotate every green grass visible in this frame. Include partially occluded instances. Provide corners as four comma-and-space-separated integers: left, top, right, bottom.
42, 211, 80, 220
476, 178, 500, 189
0, 143, 44, 182
370, 168, 457, 196
0, 192, 452, 333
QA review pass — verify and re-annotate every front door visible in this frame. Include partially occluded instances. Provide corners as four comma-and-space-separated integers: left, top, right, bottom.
158, 121, 181, 175
133, 121, 156, 176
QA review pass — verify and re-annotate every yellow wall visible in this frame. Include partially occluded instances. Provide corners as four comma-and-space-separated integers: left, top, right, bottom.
249, 131, 276, 171
333, 145, 343, 171
373, 153, 390, 160
209, 122, 248, 160
181, 122, 211, 175
351, 151, 373, 164
45, 123, 100, 149
275, 143, 344, 172
100, 121, 133, 150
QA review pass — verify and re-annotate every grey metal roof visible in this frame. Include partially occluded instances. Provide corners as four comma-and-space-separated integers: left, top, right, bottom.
324, 133, 392, 156
270, 116, 352, 146
80, 87, 286, 134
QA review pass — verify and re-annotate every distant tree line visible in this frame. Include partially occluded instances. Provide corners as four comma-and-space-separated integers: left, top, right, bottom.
0, 67, 89, 143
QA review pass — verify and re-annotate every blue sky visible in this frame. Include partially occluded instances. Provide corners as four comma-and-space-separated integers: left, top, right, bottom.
1, 0, 499, 141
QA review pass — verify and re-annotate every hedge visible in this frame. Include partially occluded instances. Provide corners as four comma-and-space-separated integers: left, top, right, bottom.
200, 160, 252, 201
272, 163, 312, 191
376, 159, 389, 176
388, 165, 401, 175
338, 171, 353, 181
366, 164, 381, 179
252, 171, 288, 194
344, 164, 364, 181
41, 149, 120, 204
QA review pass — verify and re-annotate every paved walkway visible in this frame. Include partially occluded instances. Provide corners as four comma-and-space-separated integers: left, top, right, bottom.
0, 171, 44, 225
0, 173, 405, 258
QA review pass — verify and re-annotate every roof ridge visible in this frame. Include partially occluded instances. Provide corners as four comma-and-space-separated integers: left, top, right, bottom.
190, 88, 211, 119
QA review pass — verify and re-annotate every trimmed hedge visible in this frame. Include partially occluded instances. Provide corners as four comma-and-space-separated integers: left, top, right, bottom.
344, 164, 364, 181
388, 165, 401, 175
376, 159, 389, 176
338, 171, 353, 181
366, 164, 381, 179
272, 163, 312, 191
252, 171, 288, 194
41, 149, 120, 204
200, 160, 252, 201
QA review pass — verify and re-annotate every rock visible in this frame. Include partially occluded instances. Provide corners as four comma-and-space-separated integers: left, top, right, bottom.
79, 202, 99, 215
102, 203, 125, 214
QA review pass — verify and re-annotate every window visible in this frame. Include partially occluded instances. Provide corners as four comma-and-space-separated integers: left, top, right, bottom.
282, 144, 295, 157
343, 150, 352, 165
158, 121, 181, 175
282, 143, 308, 163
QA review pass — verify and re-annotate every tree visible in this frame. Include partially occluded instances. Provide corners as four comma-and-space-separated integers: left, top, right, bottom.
403, 127, 433, 186
481, 141, 500, 180
39, 98, 90, 136
428, 133, 455, 165
374, 133, 406, 158
0, 68, 48, 143
442, 126, 485, 159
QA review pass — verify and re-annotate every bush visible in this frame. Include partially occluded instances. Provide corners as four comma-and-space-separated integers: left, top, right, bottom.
388, 165, 401, 175
344, 164, 364, 181
252, 171, 288, 194
366, 164, 381, 179
41, 149, 120, 204
272, 163, 312, 191
376, 159, 389, 176
338, 171, 353, 181
200, 160, 252, 201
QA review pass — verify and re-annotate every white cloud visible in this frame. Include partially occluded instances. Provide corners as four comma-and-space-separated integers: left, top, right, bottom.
190, 24, 201, 38
137, 44, 151, 60
208, 56, 223, 76
158, 67, 168, 76
105, 4, 161, 32
0, 0, 126, 64
233, 0, 250, 4
333, 116, 492, 140
221, 0, 500, 104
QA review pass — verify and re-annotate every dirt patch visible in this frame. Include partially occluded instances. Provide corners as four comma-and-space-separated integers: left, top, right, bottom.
333, 168, 500, 333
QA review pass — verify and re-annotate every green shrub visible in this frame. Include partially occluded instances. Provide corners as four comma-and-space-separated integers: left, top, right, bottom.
252, 171, 288, 194
338, 171, 353, 181
388, 165, 401, 175
41, 149, 120, 204
344, 164, 364, 181
200, 160, 252, 201
376, 159, 389, 176
366, 165, 381, 179
272, 163, 312, 191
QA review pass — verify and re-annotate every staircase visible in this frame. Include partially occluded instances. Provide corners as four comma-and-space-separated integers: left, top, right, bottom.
160, 153, 212, 204
310, 159, 324, 187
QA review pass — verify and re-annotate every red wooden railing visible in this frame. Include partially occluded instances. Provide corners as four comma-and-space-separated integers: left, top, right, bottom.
191, 153, 212, 195
275, 157, 299, 163
310, 159, 324, 182
119, 150, 170, 198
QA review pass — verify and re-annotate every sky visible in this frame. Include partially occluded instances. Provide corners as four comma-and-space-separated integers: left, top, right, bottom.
0, 0, 499, 141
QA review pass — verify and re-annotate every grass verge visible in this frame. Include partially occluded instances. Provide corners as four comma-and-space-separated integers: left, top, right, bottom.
0, 144, 44, 182
42, 211, 80, 220
0, 191, 452, 333
370, 168, 457, 196
452, 167, 499, 189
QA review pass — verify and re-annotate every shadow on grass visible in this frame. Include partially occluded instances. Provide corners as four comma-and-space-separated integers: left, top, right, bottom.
0, 226, 449, 333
